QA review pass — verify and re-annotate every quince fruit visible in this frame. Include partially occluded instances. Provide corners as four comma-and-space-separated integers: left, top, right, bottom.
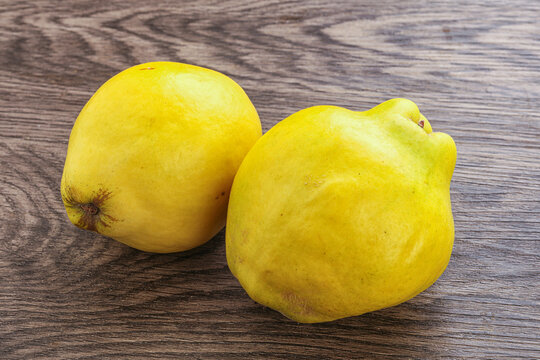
226, 99, 456, 323
61, 62, 261, 253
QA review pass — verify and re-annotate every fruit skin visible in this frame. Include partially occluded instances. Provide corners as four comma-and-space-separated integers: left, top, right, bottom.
61, 62, 261, 253
226, 99, 456, 323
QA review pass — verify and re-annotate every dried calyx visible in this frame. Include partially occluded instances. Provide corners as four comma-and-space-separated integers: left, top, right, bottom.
80, 203, 99, 216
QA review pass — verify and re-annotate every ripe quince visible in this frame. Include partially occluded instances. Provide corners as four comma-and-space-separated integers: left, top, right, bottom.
226, 99, 456, 323
61, 62, 261, 253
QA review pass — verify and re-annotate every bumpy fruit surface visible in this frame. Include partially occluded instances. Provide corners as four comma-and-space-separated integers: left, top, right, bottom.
61, 62, 261, 253
226, 99, 456, 323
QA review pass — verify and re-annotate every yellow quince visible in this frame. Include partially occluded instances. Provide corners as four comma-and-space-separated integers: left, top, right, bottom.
226, 99, 456, 323
61, 62, 261, 253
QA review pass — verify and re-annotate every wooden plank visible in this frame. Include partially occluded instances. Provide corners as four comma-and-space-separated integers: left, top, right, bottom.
1, 0, 539, 358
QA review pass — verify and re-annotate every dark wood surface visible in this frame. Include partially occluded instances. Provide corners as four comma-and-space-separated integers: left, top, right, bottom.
1, 0, 539, 358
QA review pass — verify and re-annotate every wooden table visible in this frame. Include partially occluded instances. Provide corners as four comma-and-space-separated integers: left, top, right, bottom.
1, 1, 539, 358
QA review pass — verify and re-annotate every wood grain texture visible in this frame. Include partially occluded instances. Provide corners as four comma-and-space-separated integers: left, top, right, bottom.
1, 0, 539, 358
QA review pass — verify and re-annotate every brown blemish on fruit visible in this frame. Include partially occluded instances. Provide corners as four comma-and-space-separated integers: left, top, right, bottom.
240, 229, 249, 245
62, 186, 118, 233
303, 175, 325, 187
418, 120, 425, 128
140, 67, 155, 70
216, 191, 226, 200
282, 292, 314, 317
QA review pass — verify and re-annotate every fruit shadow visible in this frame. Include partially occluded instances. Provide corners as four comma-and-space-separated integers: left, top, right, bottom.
86, 228, 232, 305
59, 229, 449, 357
